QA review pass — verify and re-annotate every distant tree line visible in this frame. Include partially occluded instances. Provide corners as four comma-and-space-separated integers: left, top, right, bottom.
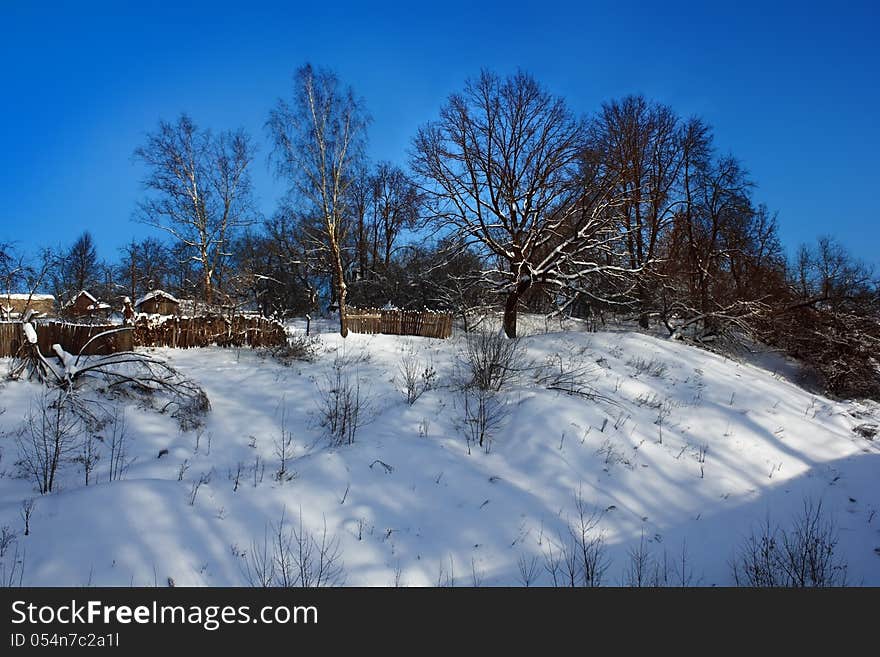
1, 66, 877, 398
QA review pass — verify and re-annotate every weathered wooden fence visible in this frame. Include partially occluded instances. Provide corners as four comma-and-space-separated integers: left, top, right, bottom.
344, 309, 453, 339
0, 322, 21, 357
0, 321, 132, 357
133, 315, 287, 349
0, 316, 286, 358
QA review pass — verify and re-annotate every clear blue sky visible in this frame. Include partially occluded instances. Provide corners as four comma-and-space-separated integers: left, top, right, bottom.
1, 1, 877, 266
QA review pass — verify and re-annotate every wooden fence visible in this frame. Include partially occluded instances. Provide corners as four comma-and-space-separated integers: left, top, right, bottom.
133, 315, 287, 349
0, 322, 22, 358
0, 316, 286, 358
0, 321, 131, 357
344, 308, 453, 339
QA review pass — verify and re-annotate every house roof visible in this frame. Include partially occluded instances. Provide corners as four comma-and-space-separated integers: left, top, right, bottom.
1, 293, 55, 301
134, 290, 180, 307
63, 290, 98, 308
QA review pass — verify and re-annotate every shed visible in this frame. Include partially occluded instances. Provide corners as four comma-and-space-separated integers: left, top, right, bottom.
0, 293, 55, 319
63, 290, 111, 319
135, 290, 180, 316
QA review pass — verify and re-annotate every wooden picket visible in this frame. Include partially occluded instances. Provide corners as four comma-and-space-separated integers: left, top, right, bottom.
0, 316, 286, 358
133, 315, 287, 349
0, 321, 131, 357
0, 311, 446, 357
344, 308, 453, 339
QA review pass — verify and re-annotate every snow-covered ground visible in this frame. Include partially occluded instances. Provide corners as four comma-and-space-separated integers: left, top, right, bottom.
0, 316, 877, 586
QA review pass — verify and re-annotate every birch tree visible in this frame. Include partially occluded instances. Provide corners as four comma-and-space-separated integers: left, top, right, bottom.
135, 114, 255, 305
267, 64, 368, 337
412, 70, 634, 338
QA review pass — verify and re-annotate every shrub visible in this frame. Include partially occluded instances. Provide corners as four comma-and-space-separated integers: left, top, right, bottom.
316, 365, 369, 446
626, 356, 668, 378
731, 500, 848, 587
397, 352, 436, 405
461, 330, 526, 391
266, 334, 321, 365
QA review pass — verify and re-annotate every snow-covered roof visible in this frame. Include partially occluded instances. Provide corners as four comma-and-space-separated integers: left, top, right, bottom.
87, 303, 111, 310
1, 293, 55, 301
63, 290, 98, 308
134, 290, 180, 307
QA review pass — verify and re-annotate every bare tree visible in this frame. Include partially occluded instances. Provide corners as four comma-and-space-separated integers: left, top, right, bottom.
369, 162, 421, 271
413, 70, 635, 337
267, 64, 369, 337
243, 511, 344, 587
0, 246, 53, 320
118, 237, 171, 301
589, 96, 686, 327
316, 363, 369, 446
76, 432, 101, 486
274, 405, 296, 482
20, 499, 35, 537
135, 114, 256, 304
760, 237, 879, 399
53, 231, 102, 301
731, 500, 848, 587
16, 389, 83, 494
107, 406, 133, 483
346, 161, 422, 306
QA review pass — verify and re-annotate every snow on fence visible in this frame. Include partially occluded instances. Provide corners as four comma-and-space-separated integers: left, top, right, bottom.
344, 308, 453, 339
0, 316, 286, 358
133, 315, 287, 349
0, 321, 132, 357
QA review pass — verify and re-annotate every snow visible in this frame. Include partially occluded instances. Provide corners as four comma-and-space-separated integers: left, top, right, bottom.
51, 343, 77, 377
134, 290, 179, 307
2, 294, 55, 301
23, 322, 37, 344
0, 317, 877, 586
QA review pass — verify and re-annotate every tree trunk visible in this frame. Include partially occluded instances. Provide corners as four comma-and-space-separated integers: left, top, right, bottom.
503, 276, 531, 338
638, 283, 650, 329
503, 291, 519, 338
202, 245, 213, 305
338, 282, 348, 338
330, 234, 349, 338
358, 211, 367, 281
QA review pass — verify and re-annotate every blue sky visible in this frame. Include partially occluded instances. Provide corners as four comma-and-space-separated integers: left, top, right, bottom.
1, 1, 877, 266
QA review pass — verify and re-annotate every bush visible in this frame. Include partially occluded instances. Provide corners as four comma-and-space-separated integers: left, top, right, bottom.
458, 386, 507, 453
316, 364, 369, 446
543, 491, 609, 587
266, 334, 321, 365
461, 330, 526, 391
533, 350, 603, 400
626, 356, 668, 378
761, 307, 880, 400
731, 500, 848, 587
241, 510, 344, 587
16, 390, 82, 494
397, 352, 436, 405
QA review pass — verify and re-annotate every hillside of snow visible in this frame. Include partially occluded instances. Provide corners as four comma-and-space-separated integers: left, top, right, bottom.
0, 318, 878, 586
